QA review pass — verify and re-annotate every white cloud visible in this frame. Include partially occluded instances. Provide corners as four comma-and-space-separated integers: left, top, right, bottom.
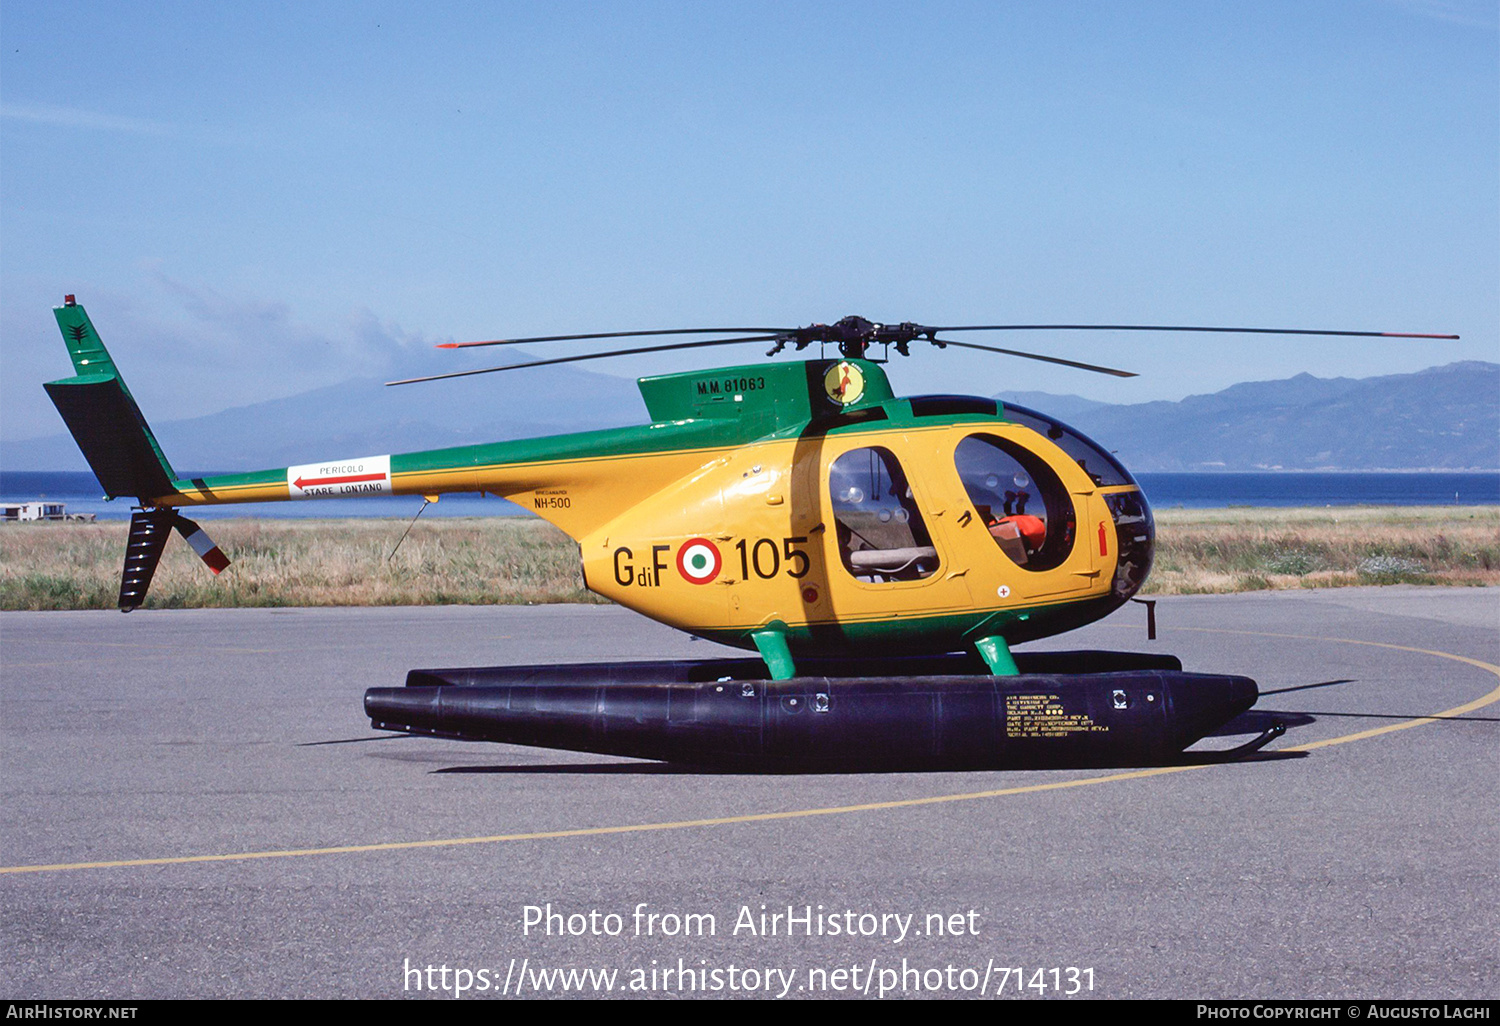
128, 274, 452, 416
1, 101, 173, 136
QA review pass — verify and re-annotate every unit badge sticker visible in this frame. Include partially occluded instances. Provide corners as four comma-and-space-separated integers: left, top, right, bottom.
677, 538, 722, 584
823, 361, 865, 406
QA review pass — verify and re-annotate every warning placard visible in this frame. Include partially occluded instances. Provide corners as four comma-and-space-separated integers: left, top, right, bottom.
286, 455, 393, 499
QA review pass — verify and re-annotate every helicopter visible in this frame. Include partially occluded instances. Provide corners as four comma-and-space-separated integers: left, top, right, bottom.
41, 298, 1456, 770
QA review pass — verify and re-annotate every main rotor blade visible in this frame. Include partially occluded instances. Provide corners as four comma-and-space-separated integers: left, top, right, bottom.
924, 323, 1459, 340
438, 327, 792, 349
931, 338, 1138, 377
388, 335, 786, 385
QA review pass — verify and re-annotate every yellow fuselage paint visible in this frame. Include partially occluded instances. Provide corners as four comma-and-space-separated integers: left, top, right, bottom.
574, 422, 1122, 642
394, 446, 739, 539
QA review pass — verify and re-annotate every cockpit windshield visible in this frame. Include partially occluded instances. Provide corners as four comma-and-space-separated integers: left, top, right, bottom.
1001, 403, 1136, 488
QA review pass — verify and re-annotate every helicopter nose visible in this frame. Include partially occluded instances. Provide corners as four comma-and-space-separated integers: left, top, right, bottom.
1105, 490, 1155, 599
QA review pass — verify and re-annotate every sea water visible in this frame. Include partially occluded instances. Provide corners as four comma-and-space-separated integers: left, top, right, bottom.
2, 470, 1496, 521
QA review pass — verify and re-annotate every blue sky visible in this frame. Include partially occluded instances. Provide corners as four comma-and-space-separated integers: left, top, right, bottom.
3, 1, 1495, 444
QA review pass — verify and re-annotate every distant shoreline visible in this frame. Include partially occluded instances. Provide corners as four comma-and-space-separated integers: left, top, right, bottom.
2, 506, 1495, 610
2, 470, 1496, 523
10, 468, 1494, 477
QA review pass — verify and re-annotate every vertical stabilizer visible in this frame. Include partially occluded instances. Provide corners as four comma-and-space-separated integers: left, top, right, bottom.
42, 296, 178, 501
119, 510, 174, 610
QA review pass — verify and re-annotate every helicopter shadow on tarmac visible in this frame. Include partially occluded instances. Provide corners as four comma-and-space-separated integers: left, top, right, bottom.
406, 693, 1498, 775
424, 752, 1311, 775
302, 734, 1310, 775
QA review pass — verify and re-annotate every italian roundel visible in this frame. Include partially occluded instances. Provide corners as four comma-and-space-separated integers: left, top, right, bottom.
676, 538, 722, 584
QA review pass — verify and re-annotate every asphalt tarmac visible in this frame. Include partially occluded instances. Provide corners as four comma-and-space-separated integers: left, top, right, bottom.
2, 587, 1496, 1000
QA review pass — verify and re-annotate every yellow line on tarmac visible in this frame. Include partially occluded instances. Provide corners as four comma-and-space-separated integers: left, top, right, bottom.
1174, 628, 1500, 751
3, 633, 1496, 877
1, 766, 1207, 876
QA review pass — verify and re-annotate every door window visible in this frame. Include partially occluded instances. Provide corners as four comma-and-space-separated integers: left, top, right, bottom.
829, 447, 938, 582
954, 434, 1076, 571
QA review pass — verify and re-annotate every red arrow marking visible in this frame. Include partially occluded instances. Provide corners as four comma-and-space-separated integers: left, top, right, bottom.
294, 473, 386, 489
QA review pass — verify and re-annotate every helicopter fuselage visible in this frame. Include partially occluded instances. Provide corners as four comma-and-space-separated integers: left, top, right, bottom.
146, 356, 1154, 671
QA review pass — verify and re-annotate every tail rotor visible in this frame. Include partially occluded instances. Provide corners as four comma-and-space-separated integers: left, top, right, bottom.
118, 510, 230, 611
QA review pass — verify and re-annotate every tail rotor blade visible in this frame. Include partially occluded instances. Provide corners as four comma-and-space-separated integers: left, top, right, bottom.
172, 514, 231, 574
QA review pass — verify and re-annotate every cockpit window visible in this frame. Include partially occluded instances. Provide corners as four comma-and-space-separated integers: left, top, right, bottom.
1001, 403, 1134, 487
954, 434, 1076, 571
829, 447, 938, 582
909, 395, 999, 418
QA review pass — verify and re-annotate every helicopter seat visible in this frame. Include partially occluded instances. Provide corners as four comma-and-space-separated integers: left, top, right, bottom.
989, 514, 1046, 565
847, 545, 939, 581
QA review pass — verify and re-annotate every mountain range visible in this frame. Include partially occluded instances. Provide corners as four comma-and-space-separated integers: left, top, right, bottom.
3, 360, 1495, 473
4, 363, 647, 473
996, 361, 1497, 472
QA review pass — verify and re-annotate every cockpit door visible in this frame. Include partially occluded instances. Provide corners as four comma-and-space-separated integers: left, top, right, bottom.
946, 427, 1107, 605
819, 437, 973, 622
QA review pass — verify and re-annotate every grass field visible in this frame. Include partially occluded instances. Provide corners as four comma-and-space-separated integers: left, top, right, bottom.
1144, 505, 1499, 594
1, 506, 1495, 610
0, 517, 600, 611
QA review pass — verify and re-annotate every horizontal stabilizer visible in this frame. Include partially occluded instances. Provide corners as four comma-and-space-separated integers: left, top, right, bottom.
45, 375, 176, 500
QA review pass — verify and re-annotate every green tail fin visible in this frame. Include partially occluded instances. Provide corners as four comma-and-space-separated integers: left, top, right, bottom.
43, 297, 178, 502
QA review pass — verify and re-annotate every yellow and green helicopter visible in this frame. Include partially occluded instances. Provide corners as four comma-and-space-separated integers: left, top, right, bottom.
42, 298, 1454, 770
